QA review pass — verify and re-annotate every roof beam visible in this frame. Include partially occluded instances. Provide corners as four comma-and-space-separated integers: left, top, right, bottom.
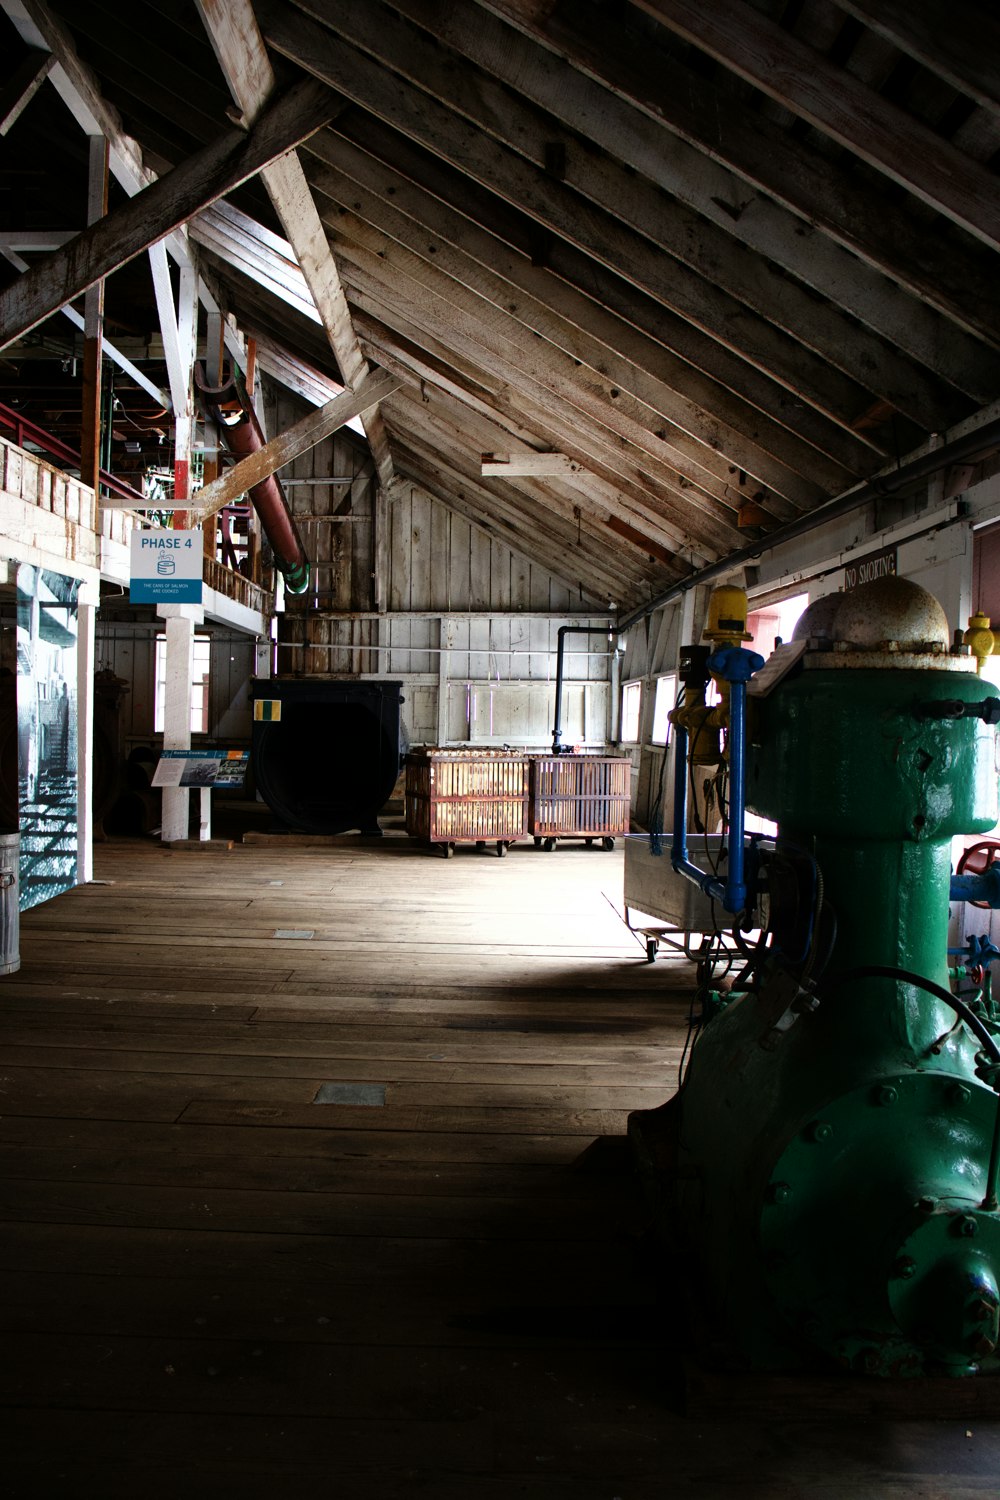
193, 0, 397, 490
263, 1, 954, 442
0, 245, 171, 408
190, 367, 401, 520
0, 76, 339, 350
305, 162, 787, 527
473, 0, 1000, 348
328, 115, 882, 480
303, 133, 833, 507
0, 45, 54, 134
631, 0, 1000, 254
389, 0, 998, 400
836, 0, 1000, 122
350, 297, 724, 561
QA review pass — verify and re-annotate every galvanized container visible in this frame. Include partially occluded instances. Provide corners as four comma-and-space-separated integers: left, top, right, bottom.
0, 831, 20, 974
529, 754, 630, 850
405, 749, 530, 856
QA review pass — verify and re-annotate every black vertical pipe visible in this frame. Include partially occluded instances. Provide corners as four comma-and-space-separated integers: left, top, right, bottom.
552, 625, 615, 753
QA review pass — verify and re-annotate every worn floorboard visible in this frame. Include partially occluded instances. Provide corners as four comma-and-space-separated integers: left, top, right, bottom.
2, 836, 999, 1497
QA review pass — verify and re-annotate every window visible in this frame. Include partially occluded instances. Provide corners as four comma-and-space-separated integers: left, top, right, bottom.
154, 634, 211, 734
651, 673, 677, 745
620, 679, 642, 743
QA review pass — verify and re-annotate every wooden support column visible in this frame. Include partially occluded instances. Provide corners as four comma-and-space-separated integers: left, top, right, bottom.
156, 602, 204, 843
79, 135, 108, 495
171, 265, 198, 531
75, 580, 98, 884
202, 308, 224, 562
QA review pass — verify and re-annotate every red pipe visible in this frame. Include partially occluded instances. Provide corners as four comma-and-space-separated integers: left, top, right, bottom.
194, 365, 310, 594
0, 398, 148, 505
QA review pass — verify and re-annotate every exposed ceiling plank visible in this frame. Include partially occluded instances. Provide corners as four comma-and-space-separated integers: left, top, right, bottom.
0, 75, 339, 350
471, 0, 1000, 349
262, 3, 931, 441
392, 381, 689, 565
330, 234, 743, 553
194, 0, 397, 490
631, 0, 1000, 254
329, 114, 886, 479
303, 132, 836, 506
306, 158, 797, 525
190, 367, 401, 520
0, 45, 54, 134
352, 299, 724, 561
836, 0, 1000, 122
386, 0, 998, 401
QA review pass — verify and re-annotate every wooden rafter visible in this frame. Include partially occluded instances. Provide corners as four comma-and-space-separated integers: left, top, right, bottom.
263, 1, 958, 444
386, 0, 999, 401
631, 0, 1000, 253
193, 0, 397, 490
0, 75, 339, 350
472, 0, 1000, 348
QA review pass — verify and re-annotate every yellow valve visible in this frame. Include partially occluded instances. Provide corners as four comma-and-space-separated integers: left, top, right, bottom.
704, 585, 752, 647
964, 611, 995, 675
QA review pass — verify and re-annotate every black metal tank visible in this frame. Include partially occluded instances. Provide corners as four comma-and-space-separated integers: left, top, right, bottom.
250, 678, 405, 836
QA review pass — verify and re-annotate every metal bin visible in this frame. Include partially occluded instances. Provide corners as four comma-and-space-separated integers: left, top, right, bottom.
529, 753, 630, 850
405, 748, 529, 856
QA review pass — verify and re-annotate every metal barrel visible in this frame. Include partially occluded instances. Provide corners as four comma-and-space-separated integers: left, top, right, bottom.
0, 831, 19, 975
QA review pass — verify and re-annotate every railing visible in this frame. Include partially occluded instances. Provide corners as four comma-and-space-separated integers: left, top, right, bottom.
0, 431, 97, 531
203, 554, 270, 616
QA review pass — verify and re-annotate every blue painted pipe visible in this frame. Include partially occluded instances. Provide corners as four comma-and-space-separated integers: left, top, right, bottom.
951, 866, 1000, 908
670, 645, 763, 916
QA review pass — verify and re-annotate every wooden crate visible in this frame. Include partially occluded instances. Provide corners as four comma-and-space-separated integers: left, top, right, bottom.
529, 754, 630, 845
405, 749, 530, 850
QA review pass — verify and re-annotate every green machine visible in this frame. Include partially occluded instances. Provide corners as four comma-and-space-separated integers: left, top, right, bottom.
631, 576, 1000, 1376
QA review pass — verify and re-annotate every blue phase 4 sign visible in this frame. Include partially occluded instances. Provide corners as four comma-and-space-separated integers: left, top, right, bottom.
130, 530, 203, 603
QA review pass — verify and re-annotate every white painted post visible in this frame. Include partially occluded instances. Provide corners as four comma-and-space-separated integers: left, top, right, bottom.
76, 582, 98, 884
157, 602, 204, 842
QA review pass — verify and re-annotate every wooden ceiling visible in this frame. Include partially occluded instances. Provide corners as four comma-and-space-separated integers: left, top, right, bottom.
0, 0, 998, 609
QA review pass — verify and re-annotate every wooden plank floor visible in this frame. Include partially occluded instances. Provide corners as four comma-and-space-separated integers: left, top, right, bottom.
3, 834, 1000, 1497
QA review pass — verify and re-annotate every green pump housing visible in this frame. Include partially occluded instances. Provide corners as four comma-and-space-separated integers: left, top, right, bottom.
632, 577, 1000, 1377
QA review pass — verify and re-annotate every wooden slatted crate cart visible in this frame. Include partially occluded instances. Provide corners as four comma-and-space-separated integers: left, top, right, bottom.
529, 753, 631, 851
404, 748, 530, 857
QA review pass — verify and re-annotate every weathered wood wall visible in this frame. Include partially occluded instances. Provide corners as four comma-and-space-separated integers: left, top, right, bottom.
263, 385, 616, 747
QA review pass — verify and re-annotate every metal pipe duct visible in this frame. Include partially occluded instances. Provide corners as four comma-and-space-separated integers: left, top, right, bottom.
194, 363, 310, 594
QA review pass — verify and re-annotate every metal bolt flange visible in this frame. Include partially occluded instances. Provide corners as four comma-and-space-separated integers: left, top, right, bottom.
768, 1181, 793, 1204
948, 1083, 972, 1106
957, 1214, 979, 1238
876, 1085, 898, 1107
810, 1121, 834, 1143
894, 1256, 918, 1280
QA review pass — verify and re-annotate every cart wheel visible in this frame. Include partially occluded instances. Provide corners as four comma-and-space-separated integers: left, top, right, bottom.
441, 842, 454, 858
543, 838, 556, 852
476, 840, 486, 853
646, 938, 657, 963
602, 837, 616, 852
497, 841, 507, 857
585, 837, 594, 847
533, 836, 542, 848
